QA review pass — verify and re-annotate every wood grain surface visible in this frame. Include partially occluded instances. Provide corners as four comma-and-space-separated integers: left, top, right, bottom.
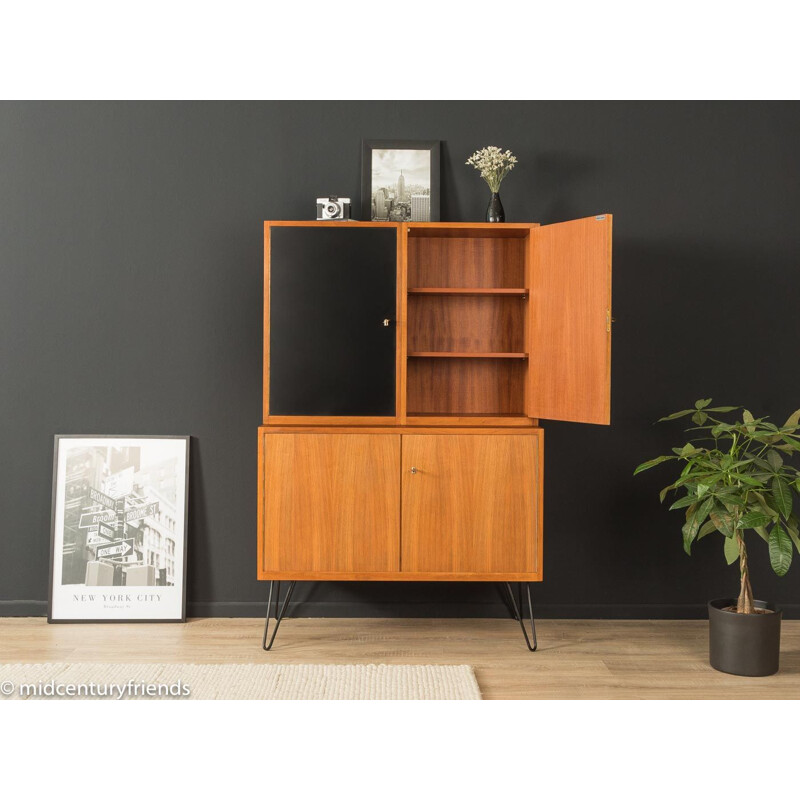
260, 433, 400, 575
401, 434, 540, 574
527, 214, 612, 424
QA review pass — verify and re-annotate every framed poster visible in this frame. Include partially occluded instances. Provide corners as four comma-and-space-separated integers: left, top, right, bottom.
361, 139, 440, 222
48, 435, 190, 623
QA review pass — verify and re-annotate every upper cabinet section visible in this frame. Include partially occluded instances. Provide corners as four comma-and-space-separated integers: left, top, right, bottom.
265, 224, 398, 419
263, 218, 612, 427
527, 215, 613, 425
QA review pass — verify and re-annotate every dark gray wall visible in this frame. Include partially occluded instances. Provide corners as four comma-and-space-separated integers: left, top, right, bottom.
2, 101, 800, 618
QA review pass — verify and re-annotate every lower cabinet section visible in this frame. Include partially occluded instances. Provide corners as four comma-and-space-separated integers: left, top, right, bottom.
401, 435, 540, 575
258, 428, 542, 580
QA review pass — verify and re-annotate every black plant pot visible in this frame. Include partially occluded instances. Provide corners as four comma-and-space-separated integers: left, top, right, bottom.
708, 599, 781, 676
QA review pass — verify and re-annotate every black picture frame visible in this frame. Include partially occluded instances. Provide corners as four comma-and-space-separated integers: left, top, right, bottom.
47, 434, 191, 624
361, 139, 440, 222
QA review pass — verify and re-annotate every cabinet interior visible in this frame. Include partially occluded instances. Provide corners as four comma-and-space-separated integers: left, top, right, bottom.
406, 229, 531, 417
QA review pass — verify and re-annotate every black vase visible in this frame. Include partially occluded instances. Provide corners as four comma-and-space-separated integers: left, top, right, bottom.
486, 192, 505, 223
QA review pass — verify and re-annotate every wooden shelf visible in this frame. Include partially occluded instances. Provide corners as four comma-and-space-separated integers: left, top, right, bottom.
407, 412, 529, 418
408, 352, 529, 359
408, 287, 528, 297
406, 224, 534, 239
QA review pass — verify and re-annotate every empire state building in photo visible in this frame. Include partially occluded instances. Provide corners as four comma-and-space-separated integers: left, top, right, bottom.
396, 170, 406, 201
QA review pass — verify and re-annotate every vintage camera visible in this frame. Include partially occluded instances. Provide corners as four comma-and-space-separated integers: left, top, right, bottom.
316, 196, 351, 220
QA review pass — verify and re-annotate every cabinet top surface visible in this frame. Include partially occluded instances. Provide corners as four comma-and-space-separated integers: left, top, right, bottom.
260, 425, 543, 435
264, 220, 540, 229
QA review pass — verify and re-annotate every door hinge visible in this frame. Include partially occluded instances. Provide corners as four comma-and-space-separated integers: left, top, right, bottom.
596, 215, 606, 221
606, 309, 611, 332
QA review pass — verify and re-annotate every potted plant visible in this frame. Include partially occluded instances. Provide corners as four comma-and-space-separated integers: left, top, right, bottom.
635, 399, 800, 676
465, 146, 518, 223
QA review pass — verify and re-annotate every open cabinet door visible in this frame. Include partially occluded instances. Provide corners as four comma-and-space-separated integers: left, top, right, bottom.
527, 214, 612, 425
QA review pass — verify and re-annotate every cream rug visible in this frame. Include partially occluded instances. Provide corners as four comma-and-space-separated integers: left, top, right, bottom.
0, 663, 481, 700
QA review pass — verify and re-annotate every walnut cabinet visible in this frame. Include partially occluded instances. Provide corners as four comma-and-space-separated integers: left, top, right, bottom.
259, 218, 612, 584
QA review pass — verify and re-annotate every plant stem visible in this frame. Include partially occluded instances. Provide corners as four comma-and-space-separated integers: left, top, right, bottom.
736, 532, 755, 614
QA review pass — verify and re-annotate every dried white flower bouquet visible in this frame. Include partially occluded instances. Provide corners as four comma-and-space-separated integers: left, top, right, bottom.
465, 146, 518, 193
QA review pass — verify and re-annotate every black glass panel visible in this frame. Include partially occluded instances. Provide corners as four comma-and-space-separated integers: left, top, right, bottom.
269, 227, 396, 416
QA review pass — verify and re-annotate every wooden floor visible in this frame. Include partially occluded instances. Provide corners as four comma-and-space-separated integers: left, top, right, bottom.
2, 617, 799, 699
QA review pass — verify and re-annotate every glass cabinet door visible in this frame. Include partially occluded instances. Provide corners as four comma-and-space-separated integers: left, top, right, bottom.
268, 226, 396, 417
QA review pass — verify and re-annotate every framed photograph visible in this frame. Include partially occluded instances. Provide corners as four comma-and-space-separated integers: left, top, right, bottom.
361, 139, 440, 222
48, 435, 190, 623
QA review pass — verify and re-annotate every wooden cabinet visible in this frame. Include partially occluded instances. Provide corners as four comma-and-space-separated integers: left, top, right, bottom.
259, 218, 612, 585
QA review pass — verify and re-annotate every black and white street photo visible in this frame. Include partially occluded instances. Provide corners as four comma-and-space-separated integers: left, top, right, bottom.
49, 436, 189, 622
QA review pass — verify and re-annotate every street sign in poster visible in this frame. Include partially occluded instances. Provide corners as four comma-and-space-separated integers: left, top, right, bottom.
78, 510, 117, 528
103, 467, 134, 500
125, 501, 159, 523
98, 522, 116, 540
89, 486, 117, 511
95, 538, 135, 559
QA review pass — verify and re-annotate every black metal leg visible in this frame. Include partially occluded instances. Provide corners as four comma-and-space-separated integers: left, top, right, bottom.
262, 580, 297, 651
503, 582, 538, 651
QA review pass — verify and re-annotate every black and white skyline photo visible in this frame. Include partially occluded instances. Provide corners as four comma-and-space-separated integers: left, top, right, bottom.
370, 148, 431, 222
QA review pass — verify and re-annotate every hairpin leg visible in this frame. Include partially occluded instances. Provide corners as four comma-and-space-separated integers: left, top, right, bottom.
262, 580, 297, 651
503, 582, 538, 651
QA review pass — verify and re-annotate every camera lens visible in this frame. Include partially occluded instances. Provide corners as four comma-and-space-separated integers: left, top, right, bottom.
324, 202, 339, 217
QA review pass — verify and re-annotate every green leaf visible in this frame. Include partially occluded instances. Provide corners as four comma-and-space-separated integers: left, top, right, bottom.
784, 409, 800, 429
724, 535, 740, 565
682, 520, 697, 555
695, 398, 712, 410
679, 443, 701, 457
682, 497, 714, 554
771, 476, 793, 519
738, 510, 772, 529
633, 455, 675, 475
695, 496, 714, 523
658, 409, 696, 422
696, 484, 710, 498
710, 505, 736, 538
728, 473, 765, 487
769, 525, 793, 576
692, 410, 708, 425
751, 490, 779, 518
743, 409, 755, 433
669, 494, 701, 510
697, 519, 718, 540
750, 455, 773, 471
715, 493, 746, 508
706, 406, 739, 413
766, 450, 784, 472
780, 436, 800, 452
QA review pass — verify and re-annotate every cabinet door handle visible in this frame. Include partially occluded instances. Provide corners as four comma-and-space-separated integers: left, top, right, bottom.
410, 466, 418, 474
383, 318, 392, 327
